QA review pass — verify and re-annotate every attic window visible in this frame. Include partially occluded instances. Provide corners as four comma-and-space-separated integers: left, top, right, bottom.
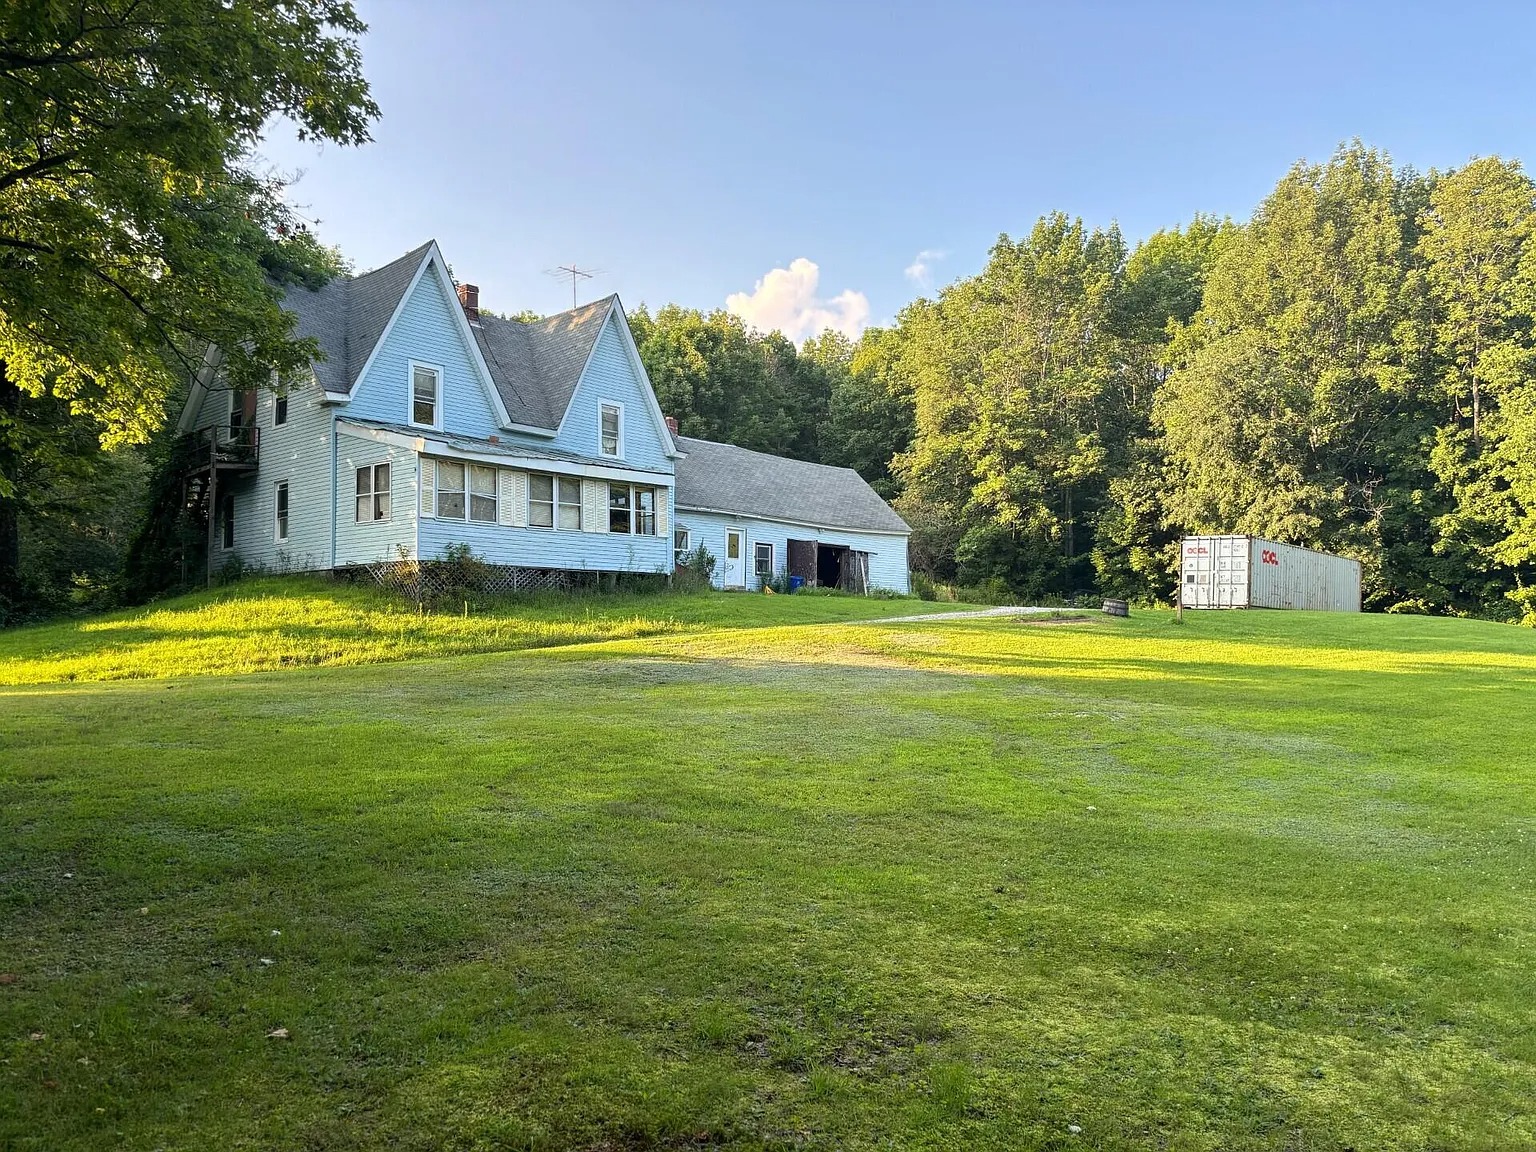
411, 363, 441, 428
600, 403, 621, 457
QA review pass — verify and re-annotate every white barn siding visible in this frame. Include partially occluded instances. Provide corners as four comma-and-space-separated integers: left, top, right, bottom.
676, 509, 910, 594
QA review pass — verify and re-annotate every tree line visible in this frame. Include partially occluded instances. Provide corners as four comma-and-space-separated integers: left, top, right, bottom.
629, 143, 1536, 620
5, 2, 1535, 625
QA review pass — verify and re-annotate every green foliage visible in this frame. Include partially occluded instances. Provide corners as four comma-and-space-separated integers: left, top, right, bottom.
0, 0, 375, 617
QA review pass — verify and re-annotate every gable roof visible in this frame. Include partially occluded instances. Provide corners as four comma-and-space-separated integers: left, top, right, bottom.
471, 297, 613, 429
674, 436, 909, 535
284, 241, 434, 396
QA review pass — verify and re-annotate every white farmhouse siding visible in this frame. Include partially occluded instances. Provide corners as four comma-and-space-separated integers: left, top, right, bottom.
678, 510, 909, 593
672, 435, 910, 594
194, 374, 333, 574
345, 258, 504, 436
334, 428, 419, 564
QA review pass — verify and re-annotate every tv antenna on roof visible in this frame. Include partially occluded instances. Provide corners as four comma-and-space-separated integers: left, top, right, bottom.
544, 264, 602, 309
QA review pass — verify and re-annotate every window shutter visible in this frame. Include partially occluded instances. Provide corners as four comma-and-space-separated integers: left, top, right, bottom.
497, 470, 516, 526
419, 457, 435, 518
657, 488, 669, 536
509, 471, 529, 527
582, 478, 606, 533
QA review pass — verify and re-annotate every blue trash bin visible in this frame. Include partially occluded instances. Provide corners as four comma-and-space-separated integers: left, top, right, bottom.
789, 576, 806, 592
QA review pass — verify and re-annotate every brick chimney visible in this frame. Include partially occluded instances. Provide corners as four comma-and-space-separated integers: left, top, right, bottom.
456, 282, 480, 322
664, 415, 679, 435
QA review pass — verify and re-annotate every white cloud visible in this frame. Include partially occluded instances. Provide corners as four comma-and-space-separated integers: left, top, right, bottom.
725, 258, 870, 342
904, 248, 948, 290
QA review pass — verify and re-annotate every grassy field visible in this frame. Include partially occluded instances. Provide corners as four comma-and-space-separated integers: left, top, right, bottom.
2, 589, 1534, 1150
0, 577, 968, 684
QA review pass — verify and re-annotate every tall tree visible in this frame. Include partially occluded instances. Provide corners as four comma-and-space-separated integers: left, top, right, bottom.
895, 215, 1129, 594
0, 0, 376, 618
1155, 143, 1433, 602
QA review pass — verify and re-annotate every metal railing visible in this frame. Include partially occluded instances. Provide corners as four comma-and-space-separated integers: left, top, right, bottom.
188, 423, 260, 470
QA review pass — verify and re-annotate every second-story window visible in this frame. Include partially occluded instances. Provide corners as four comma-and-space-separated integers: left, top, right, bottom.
411, 364, 440, 428
274, 394, 288, 427
600, 403, 621, 457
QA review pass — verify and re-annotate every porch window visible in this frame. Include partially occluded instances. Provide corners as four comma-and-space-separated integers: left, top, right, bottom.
600, 403, 621, 457
557, 477, 581, 529
635, 487, 655, 536
435, 460, 466, 519
274, 481, 289, 542
607, 481, 631, 533
411, 364, 440, 428
469, 464, 498, 522
606, 483, 658, 535
754, 542, 774, 583
529, 473, 555, 528
674, 528, 691, 566
355, 463, 390, 523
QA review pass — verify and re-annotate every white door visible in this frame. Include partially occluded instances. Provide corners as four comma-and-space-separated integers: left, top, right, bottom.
723, 528, 746, 588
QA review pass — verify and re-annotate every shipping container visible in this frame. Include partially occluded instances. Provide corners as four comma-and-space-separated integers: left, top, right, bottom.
1179, 535, 1361, 612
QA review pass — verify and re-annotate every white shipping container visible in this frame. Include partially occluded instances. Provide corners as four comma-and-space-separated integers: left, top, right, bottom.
1180, 535, 1361, 612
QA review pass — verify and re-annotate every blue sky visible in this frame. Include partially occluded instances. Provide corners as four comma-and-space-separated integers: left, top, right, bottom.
260, 1, 1536, 340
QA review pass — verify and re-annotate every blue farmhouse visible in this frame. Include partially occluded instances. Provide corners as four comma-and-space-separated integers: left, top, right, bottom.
176, 242, 910, 593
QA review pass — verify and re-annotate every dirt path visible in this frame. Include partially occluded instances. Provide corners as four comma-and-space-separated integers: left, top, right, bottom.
875, 606, 1100, 624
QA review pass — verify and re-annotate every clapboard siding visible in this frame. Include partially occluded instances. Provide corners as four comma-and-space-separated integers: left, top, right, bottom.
418, 511, 671, 572
554, 316, 673, 470
345, 260, 503, 436
334, 431, 419, 564
210, 383, 333, 574
675, 509, 910, 594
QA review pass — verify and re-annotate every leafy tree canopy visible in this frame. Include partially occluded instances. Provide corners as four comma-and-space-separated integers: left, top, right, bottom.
0, 0, 377, 458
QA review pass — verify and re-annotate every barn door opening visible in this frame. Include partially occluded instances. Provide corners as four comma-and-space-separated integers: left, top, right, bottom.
787, 539, 817, 585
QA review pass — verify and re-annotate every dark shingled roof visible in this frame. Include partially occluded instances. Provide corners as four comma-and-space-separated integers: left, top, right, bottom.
278, 243, 615, 431
281, 241, 434, 395
471, 297, 614, 429
674, 436, 909, 534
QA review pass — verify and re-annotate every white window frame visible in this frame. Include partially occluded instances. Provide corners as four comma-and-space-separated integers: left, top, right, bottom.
606, 482, 657, 535
754, 541, 775, 583
528, 472, 556, 530
468, 463, 498, 523
674, 527, 691, 567
408, 360, 444, 431
557, 476, 582, 530
435, 459, 467, 519
273, 480, 290, 543
599, 401, 623, 458
355, 462, 391, 524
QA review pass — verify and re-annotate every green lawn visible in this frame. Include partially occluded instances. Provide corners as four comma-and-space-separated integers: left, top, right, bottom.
0, 577, 967, 684
2, 592, 1534, 1149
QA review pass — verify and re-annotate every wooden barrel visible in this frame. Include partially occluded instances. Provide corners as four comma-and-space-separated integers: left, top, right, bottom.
1102, 598, 1129, 617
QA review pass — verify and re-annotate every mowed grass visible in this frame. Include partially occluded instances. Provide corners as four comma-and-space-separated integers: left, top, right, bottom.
1, 597, 1534, 1150
0, 577, 966, 684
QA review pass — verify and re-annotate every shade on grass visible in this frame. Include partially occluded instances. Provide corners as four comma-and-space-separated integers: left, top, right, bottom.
1, 600, 1533, 1149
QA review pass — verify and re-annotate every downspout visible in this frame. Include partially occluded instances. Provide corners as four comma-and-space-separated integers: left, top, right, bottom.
329, 411, 338, 570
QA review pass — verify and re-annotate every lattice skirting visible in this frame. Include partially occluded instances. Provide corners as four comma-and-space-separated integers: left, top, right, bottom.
348, 560, 576, 600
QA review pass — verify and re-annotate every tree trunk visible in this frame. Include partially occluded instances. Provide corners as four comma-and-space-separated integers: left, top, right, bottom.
0, 361, 21, 622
